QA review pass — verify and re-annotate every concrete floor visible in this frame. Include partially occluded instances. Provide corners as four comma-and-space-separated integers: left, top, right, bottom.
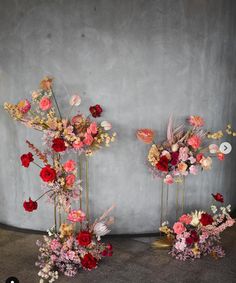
0, 226, 236, 283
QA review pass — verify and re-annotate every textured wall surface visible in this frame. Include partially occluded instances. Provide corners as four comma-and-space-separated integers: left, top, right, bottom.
0, 0, 236, 234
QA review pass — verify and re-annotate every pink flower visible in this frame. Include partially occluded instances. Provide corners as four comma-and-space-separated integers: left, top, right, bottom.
179, 214, 192, 225
87, 122, 98, 135
66, 174, 76, 187
17, 99, 31, 113
188, 116, 204, 127
67, 209, 86, 223
66, 250, 76, 260
69, 95, 81, 106
101, 121, 112, 131
179, 147, 189, 161
73, 140, 84, 149
209, 144, 219, 154
161, 150, 171, 160
188, 156, 196, 164
187, 135, 201, 149
164, 174, 174, 184
189, 165, 198, 175
173, 222, 186, 235
71, 114, 84, 125
50, 239, 61, 251
63, 160, 76, 172
83, 133, 93, 145
39, 97, 52, 111
174, 240, 187, 251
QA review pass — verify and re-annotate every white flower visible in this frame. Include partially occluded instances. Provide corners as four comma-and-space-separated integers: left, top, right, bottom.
226, 204, 231, 212
162, 221, 169, 226
101, 121, 112, 131
211, 205, 217, 214
69, 95, 81, 106
209, 144, 219, 154
93, 222, 110, 240
39, 279, 44, 283
190, 210, 204, 227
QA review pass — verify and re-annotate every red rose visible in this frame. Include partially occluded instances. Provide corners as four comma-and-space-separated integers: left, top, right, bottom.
200, 213, 213, 226
212, 193, 224, 203
20, 152, 34, 168
81, 253, 97, 270
156, 156, 169, 172
89, 104, 103, 118
52, 138, 67, 152
190, 230, 199, 242
40, 165, 56, 183
170, 152, 179, 166
101, 249, 108, 256
23, 197, 38, 212
77, 231, 92, 247
186, 236, 194, 245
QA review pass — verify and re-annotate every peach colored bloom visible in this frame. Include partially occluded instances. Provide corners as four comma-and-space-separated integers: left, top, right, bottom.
73, 140, 84, 149
164, 174, 174, 185
63, 160, 76, 172
66, 174, 76, 187
17, 99, 31, 113
40, 76, 53, 90
101, 121, 112, 131
83, 133, 93, 145
87, 122, 98, 135
32, 91, 40, 99
39, 97, 52, 111
178, 162, 188, 173
188, 115, 204, 127
136, 129, 154, 144
67, 209, 86, 223
173, 222, 186, 234
70, 95, 81, 106
179, 214, 192, 225
187, 135, 201, 149
200, 156, 212, 170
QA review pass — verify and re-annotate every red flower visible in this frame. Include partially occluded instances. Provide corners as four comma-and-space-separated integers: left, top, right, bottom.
190, 230, 199, 242
52, 138, 67, 152
156, 156, 169, 172
212, 193, 224, 203
89, 104, 103, 118
23, 198, 38, 212
170, 152, 179, 166
77, 231, 92, 247
217, 153, 225, 161
40, 165, 56, 183
196, 153, 204, 162
81, 253, 97, 270
200, 213, 213, 226
186, 236, 194, 245
20, 152, 34, 168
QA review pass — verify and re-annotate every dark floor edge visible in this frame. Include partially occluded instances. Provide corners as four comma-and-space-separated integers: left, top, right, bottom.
0, 223, 160, 238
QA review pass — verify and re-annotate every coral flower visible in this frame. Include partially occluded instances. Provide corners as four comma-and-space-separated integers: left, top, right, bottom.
63, 160, 76, 172
17, 99, 31, 114
87, 122, 98, 135
83, 133, 93, 145
187, 135, 201, 150
173, 222, 186, 235
178, 162, 188, 173
67, 209, 86, 223
164, 174, 174, 185
188, 115, 204, 127
73, 140, 84, 149
66, 174, 76, 187
136, 129, 154, 144
179, 214, 192, 225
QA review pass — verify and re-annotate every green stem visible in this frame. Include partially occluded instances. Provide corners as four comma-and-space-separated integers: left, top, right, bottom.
32, 161, 43, 169
35, 189, 53, 201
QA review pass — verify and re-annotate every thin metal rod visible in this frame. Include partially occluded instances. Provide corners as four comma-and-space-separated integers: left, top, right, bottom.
79, 155, 83, 211
54, 196, 57, 232
51, 90, 62, 119
176, 183, 179, 219
85, 156, 90, 224
160, 179, 164, 235
165, 184, 169, 220
182, 177, 185, 214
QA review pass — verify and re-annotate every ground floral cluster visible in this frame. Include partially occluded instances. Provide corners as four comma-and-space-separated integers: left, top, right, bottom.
4, 77, 116, 282
160, 194, 235, 260
137, 115, 226, 184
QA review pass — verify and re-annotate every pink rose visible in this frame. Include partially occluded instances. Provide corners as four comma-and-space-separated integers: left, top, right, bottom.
189, 165, 198, 175
73, 140, 84, 149
87, 122, 98, 135
164, 174, 174, 185
39, 97, 52, 111
63, 160, 76, 172
83, 133, 93, 145
67, 209, 86, 223
179, 147, 189, 161
187, 135, 201, 150
179, 214, 192, 225
66, 174, 76, 187
173, 222, 186, 234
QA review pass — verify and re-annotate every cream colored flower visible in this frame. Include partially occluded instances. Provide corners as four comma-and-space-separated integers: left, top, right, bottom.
148, 144, 160, 166
200, 156, 212, 170
190, 210, 204, 227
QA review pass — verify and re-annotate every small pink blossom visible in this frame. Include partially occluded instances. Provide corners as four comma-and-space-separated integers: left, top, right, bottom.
174, 240, 187, 251
66, 250, 76, 260
50, 239, 61, 251
209, 144, 219, 154
73, 140, 84, 149
187, 135, 201, 150
83, 133, 93, 145
179, 147, 189, 161
17, 99, 31, 113
173, 222, 186, 235
179, 214, 192, 225
39, 97, 52, 111
66, 174, 76, 187
63, 160, 76, 172
164, 174, 174, 184
188, 156, 196, 164
87, 122, 98, 135
70, 95, 81, 106
189, 165, 198, 175
67, 209, 86, 223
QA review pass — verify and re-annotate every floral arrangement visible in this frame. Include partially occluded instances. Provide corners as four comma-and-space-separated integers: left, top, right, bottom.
4, 77, 116, 282
137, 116, 226, 184
160, 194, 235, 260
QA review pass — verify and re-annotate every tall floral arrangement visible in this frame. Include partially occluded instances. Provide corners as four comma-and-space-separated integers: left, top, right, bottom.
4, 77, 116, 282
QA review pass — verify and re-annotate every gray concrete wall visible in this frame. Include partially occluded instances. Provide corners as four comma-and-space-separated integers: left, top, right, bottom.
0, 0, 236, 234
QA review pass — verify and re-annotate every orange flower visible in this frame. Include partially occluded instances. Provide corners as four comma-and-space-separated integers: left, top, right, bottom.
187, 135, 201, 149
188, 116, 204, 127
136, 129, 154, 144
178, 162, 188, 173
40, 76, 53, 90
